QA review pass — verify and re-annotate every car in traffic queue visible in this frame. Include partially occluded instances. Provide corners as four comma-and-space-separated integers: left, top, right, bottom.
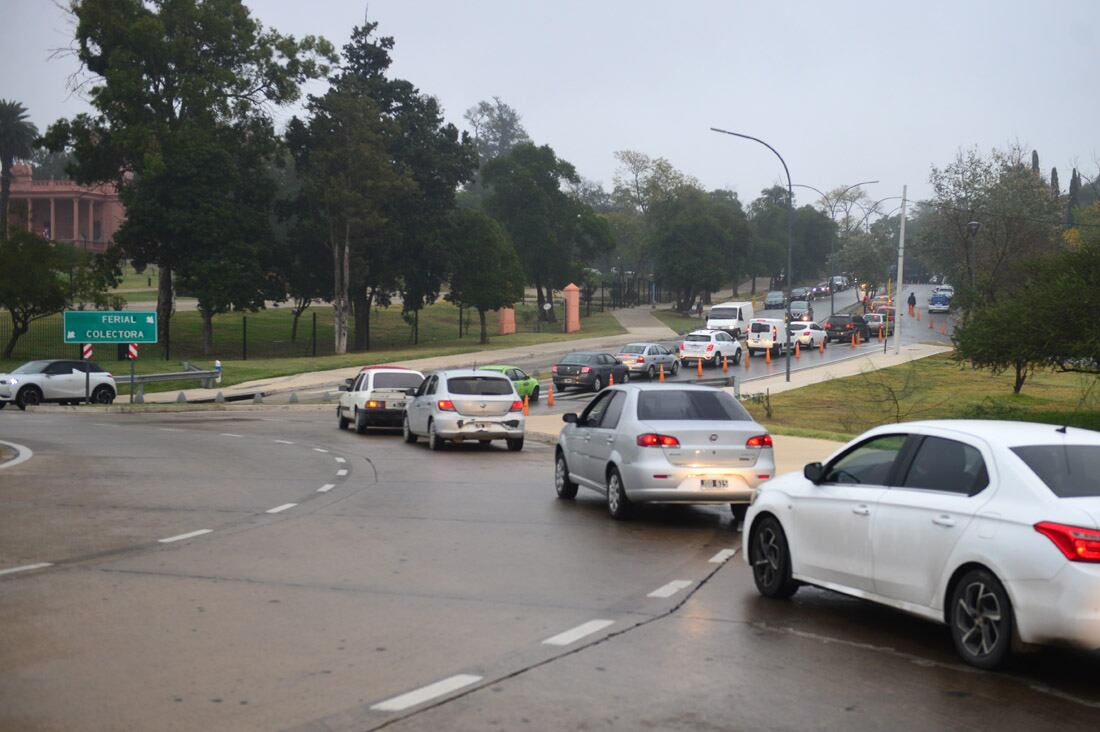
929, 291, 952, 313
0, 359, 116, 410
789, 300, 814, 322
864, 312, 894, 336
746, 318, 790, 356
788, 321, 828, 350
705, 301, 755, 339
554, 383, 775, 523
403, 369, 526, 451
811, 281, 832, 298
933, 284, 956, 297
790, 286, 813, 302
678, 329, 743, 367
831, 275, 851, 292
552, 352, 631, 393
478, 364, 541, 402
744, 420, 1100, 669
822, 313, 872, 343
763, 290, 787, 310
338, 365, 424, 434
617, 343, 680, 380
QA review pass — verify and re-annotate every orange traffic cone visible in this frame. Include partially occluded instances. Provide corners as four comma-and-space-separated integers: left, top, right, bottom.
856, 331, 862, 345
819, 338, 825, 354
878, 326, 884, 341
795, 341, 801, 359
850, 333, 856, 348
722, 354, 729, 372
744, 349, 751, 369
696, 358, 704, 377
941, 323, 947, 335
765, 348, 772, 364
547, 383, 555, 406
929, 317, 934, 330
658, 363, 665, 383
523, 393, 530, 416
916, 310, 921, 321
609, 371, 615, 385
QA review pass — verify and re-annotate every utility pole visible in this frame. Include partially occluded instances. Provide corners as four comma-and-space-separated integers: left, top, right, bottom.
894, 185, 907, 356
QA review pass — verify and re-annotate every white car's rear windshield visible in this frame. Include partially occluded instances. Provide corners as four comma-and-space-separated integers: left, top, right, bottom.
447, 377, 513, 396
373, 373, 423, 390
750, 323, 775, 333
685, 334, 711, 342
637, 390, 751, 421
1012, 445, 1100, 498
708, 308, 738, 319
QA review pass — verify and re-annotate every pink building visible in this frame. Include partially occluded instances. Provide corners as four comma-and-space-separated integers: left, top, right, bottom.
6, 162, 124, 253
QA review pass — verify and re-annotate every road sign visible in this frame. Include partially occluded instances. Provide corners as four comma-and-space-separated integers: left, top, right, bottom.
64, 311, 157, 344
128, 343, 139, 360
82, 343, 93, 359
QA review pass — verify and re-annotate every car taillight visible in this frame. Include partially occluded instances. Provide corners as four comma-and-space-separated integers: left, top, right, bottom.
551, 365, 558, 373
366, 400, 385, 408
772, 328, 777, 338
802, 331, 810, 336
679, 342, 685, 350
845, 323, 853, 329
706, 344, 714, 352
637, 433, 680, 448
1034, 522, 1100, 562
509, 400, 524, 412
581, 366, 592, 373
746, 434, 773, 448
437, 400, 455, 411
637, 355, 645, 362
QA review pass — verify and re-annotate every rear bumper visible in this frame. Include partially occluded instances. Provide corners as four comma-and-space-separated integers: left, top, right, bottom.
619, 459, 773, 505
1006, 563, 1100, 650
554, 375, 595, 389
433, 413, 525, 440
361, 408, 405, 426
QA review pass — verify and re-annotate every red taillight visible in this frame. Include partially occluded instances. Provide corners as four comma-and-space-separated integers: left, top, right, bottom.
637, 355, 645, 363
509, 400, 524, 412
551, 365, 558, 373
366, 400, 385, 409
845, 323, 853, 329
679, 342, 685, 350
772, 328, 777, 337
437, 399, 455, 411
581, 366, 592, 373
1035, 522, 1100, 562
706, 344, 715, 352
746, 434, 773, 448
802, 331, 810, 336
636, 433, 680, 448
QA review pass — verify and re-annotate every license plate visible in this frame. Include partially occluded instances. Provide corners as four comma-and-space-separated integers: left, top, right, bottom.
701, 479, 729, 489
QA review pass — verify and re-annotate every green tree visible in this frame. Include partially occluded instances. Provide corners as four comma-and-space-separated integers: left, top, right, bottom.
1051, 167, 1060, 196
649, 187, 730, 311
0, 100, 38, 241
30, 149, 72, 181
446, 210, 525, 344
464, 97, 530, 168
1067, 168, 1082, 225
748, 186, 791, 289
43, 0, 333, 353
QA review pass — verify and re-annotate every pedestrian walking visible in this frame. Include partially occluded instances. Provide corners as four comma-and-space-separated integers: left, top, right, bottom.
907, 291, 917, 316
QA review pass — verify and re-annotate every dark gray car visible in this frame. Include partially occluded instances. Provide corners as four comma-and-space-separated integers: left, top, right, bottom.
552, 352, 630, 393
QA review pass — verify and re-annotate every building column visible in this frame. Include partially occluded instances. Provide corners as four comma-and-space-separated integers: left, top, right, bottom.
87, 199, 94, 242
27, 199, 33, 231
49, 198, 56, 240
73, 198, 80, 242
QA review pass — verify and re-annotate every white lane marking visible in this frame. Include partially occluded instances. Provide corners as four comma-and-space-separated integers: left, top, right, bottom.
273, 439, 295, 445
647, 579, 693, 598
312, 447, 329, 453
159, 427, 183, 432
0, 440, 34, 471
220, 433, 243, 438
370, 674, 483, 712
92, 422, 112, 427
334, 457, 346, 464
542, 619, 615, 646
266, 503, 297, 514
0, 562, 53, 577
317, 484, 335, 493
708, 548, 739, 564
336, 469, 348, 477
158, 529, 213, 544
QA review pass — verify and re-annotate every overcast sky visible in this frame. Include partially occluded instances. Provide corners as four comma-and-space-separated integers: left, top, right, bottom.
7, 0, 1098, 206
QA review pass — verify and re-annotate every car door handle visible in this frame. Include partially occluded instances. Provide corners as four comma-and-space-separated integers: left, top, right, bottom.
582, 434, 591, 442
605, 436, 615, 444
932, 515, 956, 527
852, 505, 871, 516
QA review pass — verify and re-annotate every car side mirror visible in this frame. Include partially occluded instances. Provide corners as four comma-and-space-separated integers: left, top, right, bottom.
804, 462, 825, 484
615, 357, 623, 364
562, 412, 578, 424
344, 377, 354, 387
404, 387, 417, 396
339, 385, 350, 391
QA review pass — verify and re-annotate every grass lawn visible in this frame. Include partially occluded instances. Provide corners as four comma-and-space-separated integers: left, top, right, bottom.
111, 263, 161, 291
743, 352, 1100, 439
651, 308, 708, 335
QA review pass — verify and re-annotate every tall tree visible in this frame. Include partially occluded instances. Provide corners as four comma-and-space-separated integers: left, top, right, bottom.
1031, 150, 1040, 174
463, 97, 530, 167
1067, 168, 1081, 225
649, 186, 731, 311
44, 0, 333, 353
1051, 167, 1060, 196
446, 210, 525, 344
0, 100, 38, 241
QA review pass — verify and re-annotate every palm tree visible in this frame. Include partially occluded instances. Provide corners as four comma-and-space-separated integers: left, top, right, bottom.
0, 100, 39, 241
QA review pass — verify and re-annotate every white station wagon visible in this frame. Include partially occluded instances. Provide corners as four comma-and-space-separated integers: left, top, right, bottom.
338, 366, 424, 434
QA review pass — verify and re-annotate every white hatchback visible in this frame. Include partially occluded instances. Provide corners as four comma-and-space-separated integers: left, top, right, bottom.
744, 420, 1100, 668
0, 359, 117, 409
678, 329, 742, 367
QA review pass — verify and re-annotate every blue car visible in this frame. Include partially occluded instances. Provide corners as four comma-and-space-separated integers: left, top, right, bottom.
928, 292, 951, 313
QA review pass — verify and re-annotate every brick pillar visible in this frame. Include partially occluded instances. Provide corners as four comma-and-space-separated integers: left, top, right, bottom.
563, 283, 581, 333
26, 199, 33, 231
49, 198, 56, 240
72, 198, 79, 242
498, 307, 516, 335
87, 199, 94, 241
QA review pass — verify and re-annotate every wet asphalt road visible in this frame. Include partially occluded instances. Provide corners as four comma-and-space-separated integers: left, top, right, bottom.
1, 406, 1097, 731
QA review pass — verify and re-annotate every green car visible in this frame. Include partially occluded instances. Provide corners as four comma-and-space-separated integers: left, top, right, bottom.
479, 364, 541, 402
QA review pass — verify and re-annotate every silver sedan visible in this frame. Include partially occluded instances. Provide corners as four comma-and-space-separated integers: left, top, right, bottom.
403, 369, 526, 451
616, 342, 680, 379
554, 384, 775, 521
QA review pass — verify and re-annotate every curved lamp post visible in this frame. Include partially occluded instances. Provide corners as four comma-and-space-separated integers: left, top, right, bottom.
710, 127, 793, 382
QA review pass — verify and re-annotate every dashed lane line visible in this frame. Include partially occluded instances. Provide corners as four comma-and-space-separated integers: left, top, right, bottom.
541, 619, 615, 647
273, 439, 295, 445
370, 674, 483, 713
220, 433, 243, 438
312, 447, 329, 453
708, 548, 739, 563
317, 484, 335, 493
158, 529, 213, 544
336, 469, 348, 477
266, 503, 297, 514
0, 562, 53, 577
647, 579, 694, 598
334, 457, 346, 464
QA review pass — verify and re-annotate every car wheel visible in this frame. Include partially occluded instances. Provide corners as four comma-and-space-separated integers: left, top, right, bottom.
402, 414, 417, 444
606, 467, 632, 520
950, 568, 1014, 669
555, 451, 578, 499
749, 515, 799, 599
621, 371, 630, 384
0, 402, 6, 409
730, 503, 748, 528
592, 376, 602, 392
647, 365, 656, 380
338, 407, 350, 430
15, 386, 42, 411
354, 407, 368, 435
671, 360, 680, 376
506, 437, 524, 452
91, 386, 115, 404
733, 348, 742, 365
531, 386, 540, 402
427, 419, 444, 451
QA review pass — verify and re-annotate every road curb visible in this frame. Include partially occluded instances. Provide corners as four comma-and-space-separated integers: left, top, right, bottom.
26, 403, 331, 415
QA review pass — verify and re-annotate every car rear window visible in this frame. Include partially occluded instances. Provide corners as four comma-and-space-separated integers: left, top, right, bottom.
685, 334, 711, 342
373, 372, 423, 390
1012, 445, 1100, 498
561, 353, 595, 365
708, 308, 738, 319
750, 322, 776, 333
447, 376, 513, 396
825, 316, 852, 326
791, 301, 808, 309
637, 390, 752, 422
620, 344, 646, 354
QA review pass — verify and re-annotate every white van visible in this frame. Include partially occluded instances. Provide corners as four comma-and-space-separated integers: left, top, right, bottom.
705, 301, 754, 338
746, 318, 790, 355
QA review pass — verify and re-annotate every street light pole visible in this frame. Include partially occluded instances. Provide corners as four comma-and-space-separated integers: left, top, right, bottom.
711, 127, 794, 382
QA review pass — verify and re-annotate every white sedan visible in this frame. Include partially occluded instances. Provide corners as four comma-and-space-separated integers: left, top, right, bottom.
787, 321, 828, 349
744, 420, 1100, 668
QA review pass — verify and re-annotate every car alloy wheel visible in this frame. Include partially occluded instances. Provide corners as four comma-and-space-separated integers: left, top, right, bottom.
555, 452, 578, 499
338, 408, 351, 430
647, 365, 656, 380
606, 468, 631, 520
621, 371, 630, 384
428, 420, 443, 451
531, 386, 540, 402
402, 415, 417, 444
16, 386, 42, 410
671, 361, 680, 376
91, 386, 114, 404
749, 516, 798, 598
592, 376, 602, 392
951, 569, 1013, 669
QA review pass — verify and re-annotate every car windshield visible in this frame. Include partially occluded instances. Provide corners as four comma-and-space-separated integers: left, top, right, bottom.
788, 324, 809, 332
685, 334, 711, 342
825, 316, 851, 326
791, 301, 808, 310
750, 322, 775, 333
12, 361, 52, 374
446, 376, 513, 396
619, 344, 647, 354
766, 292, 783, 300
708, 308, 738, 319
1012, 445, 1100, 498
373, 373, 424, 390
560, 353, 595, 365
637, 390, 752, 422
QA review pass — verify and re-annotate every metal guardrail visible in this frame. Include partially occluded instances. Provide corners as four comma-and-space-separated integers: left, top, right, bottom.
115, 369, 220, 402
